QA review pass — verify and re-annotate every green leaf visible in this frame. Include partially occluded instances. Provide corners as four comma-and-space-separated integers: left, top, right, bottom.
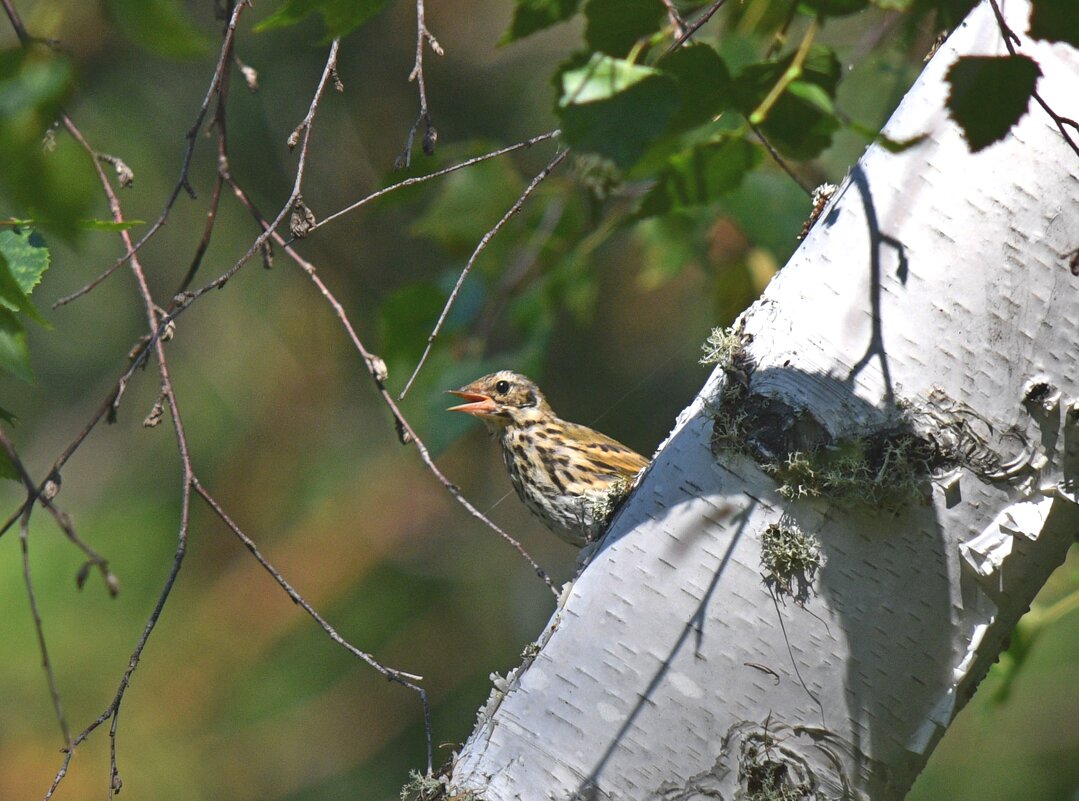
79, 219, 146, 231
636, 136, 761, 218
0, 49, 70, 115
255, 0, 391, 37
786, 79, 835, 114
0, 412, 15, 480
633, 214, 706, 289
946, 55, 1040, 152
0, 50, 96, 238
661, 43, 732, 133
584, 0, 665, 56
1029, 0, 1079, 48
0, 228, 50, 297
103, 0, 212, 59
378, 283, 447, 367
0, 450, 15, 481
0, 254, 45, 325
556, 54, 680, 168
411, 158, 525, 253
501, 0, 581, 43
798, 0, 869, 14
732, 45, 842, 159
0, 308, 31, 382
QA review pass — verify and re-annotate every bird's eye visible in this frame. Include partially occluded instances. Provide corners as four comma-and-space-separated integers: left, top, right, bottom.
495, 380, 510, 394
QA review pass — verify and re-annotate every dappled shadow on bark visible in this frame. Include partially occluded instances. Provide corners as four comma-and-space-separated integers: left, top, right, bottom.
565, 361, 965, 801
836, 164, 910, 407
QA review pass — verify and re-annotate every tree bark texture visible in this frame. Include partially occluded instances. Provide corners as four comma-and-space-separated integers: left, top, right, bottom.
450, 2, 1079, 799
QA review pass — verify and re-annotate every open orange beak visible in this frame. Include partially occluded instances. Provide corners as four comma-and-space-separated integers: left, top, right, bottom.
447, 389, 498, 416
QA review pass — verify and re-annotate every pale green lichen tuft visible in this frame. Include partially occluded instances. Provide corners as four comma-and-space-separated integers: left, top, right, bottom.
700, 326, 746, 369
760, 521, 824, 602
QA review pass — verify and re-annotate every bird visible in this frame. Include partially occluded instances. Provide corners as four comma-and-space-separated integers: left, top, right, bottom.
448, 371, 649, 546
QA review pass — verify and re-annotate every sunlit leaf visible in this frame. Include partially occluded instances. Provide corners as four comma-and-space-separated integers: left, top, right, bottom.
584, 0, 665, 56
556, 54, 679, 167
501, 0, 580, 43
79, 219, 146, 231
946, 55, 1040, 152
103, 0, 212, 58
0, 228, 50, 297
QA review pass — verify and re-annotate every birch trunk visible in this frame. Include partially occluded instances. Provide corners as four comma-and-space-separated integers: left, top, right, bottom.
449, 2, 1079, 798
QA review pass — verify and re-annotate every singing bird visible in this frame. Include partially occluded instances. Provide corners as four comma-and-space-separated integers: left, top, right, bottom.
448, 371, 649, 546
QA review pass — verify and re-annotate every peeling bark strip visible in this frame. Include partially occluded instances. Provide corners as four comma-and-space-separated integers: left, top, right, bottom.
448, 2, 1079, 799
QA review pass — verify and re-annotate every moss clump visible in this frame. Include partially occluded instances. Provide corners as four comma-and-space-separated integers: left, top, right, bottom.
760, 521, 824, 602
739, 732, 817, 801
764, 429, 938, 510
400, 771, 476, 801
584, 475, 632, 524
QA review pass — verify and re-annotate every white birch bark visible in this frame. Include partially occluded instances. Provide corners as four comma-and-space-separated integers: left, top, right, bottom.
449, 2, 1079, 798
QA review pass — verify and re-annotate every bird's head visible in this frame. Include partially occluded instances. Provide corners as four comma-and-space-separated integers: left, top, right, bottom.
448, 371, 553, 429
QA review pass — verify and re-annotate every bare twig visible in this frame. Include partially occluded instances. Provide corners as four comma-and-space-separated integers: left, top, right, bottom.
316, 129, 562, 233
667, 0, 728, 52
474, 197, 567, 341
51, 1, 250, 309
193, 479, 434, 772
400, 148, 569, 398
399, 0, 444, 168
661, 0, 686, 40
0, 428, 115, 590
750, 122, 813, 196
0, 431, 72, 747
53, 92, 199, 800
223, 176, 559, 598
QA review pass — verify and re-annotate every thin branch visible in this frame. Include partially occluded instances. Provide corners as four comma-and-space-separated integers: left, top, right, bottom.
0, 427, 115, 590
749, 16, 819, 125
3, 138, 570, 544
223, 176, 559, 598
0, 431, 72, 747
750, 122, 813, 196
400, 0, 444, 168
661, 0, 686, 40
0, 0, 30, 42
400, 147, 569, 398
315, 129, 562, 234
57, 92, 199, 801
193, 479, 434, 773
667, 0, 728, 52
51, 0, 249, 309
474, 197, 567, 342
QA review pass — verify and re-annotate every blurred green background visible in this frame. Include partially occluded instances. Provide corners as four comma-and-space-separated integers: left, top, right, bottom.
0, 1, 1076, 799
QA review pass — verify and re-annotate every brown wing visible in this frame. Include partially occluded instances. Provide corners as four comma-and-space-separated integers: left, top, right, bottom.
560, 421, 649, 479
